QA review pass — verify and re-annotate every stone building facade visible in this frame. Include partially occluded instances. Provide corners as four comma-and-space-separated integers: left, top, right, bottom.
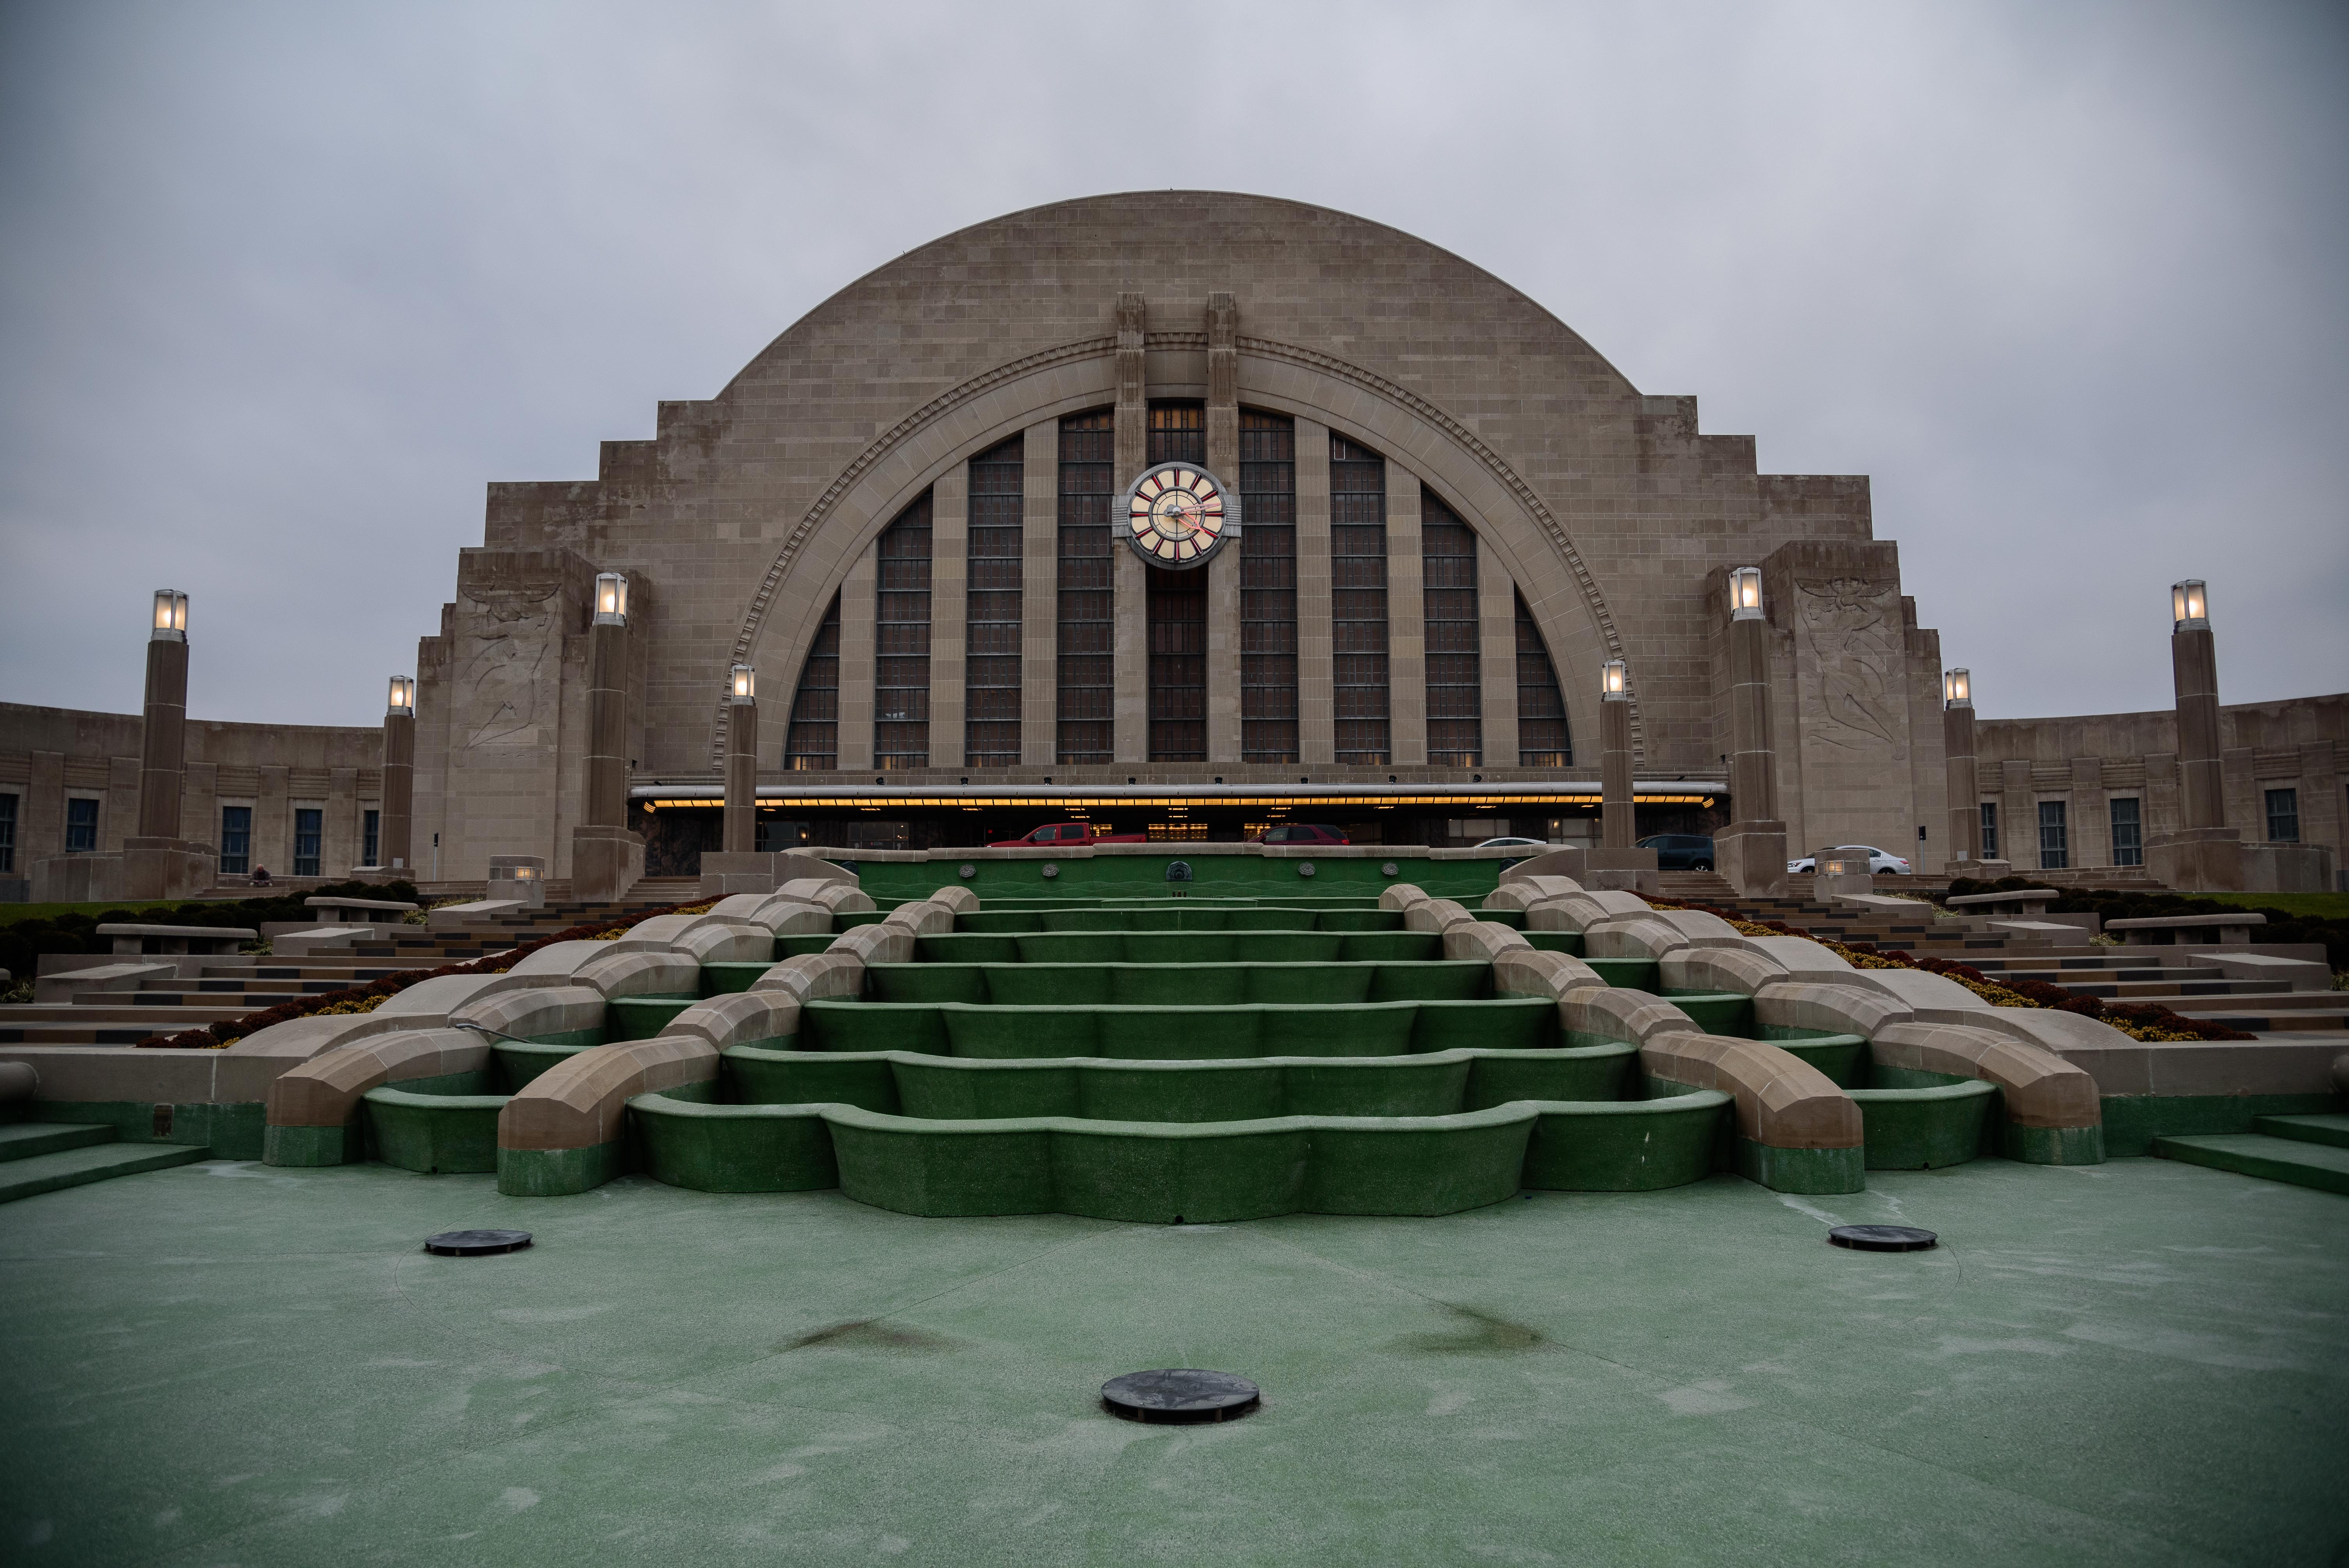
3, 193, 2340, 889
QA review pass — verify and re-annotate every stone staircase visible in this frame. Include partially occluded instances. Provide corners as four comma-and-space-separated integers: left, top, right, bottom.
2155, 1114, 2349, 1195
0, 880, 713, 1046
0, 1120, 207, 1203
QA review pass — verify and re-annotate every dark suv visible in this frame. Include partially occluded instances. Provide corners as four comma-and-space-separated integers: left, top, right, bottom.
1636, 833, 1715, 870
1253, 823, 1351, 845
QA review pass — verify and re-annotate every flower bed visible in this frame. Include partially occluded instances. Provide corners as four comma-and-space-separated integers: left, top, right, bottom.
1644, 898, 2254, 1044
133, 899, 718, 1049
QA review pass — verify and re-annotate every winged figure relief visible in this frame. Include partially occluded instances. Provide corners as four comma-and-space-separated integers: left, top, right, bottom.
460, 587, 558, 748
1797, 576, 1901, 751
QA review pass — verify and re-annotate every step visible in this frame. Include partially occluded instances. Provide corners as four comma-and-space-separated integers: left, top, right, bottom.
2153, 1134, 2349, 1196
2255, 1114, 2349, 1151
2166, 1007, 2349, 1032
0, 1142, 210, 1205
0, 1123, 114, 1162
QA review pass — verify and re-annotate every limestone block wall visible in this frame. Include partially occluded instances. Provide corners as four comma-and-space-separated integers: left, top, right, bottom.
0, 702, 381, 878
1976, 694, 2347, 875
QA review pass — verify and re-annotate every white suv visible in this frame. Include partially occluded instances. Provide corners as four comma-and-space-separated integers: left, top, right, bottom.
1787, 845, 1912, 875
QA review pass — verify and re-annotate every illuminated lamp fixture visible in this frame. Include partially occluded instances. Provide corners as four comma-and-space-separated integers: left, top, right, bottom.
2170, 578, 2208, 628
593, 572, 629, 625
387, 675, 416, 716
729, 663, 756, 703
151, 588, 189, 641
1600, 659, 1628, 701
1729, 566, 1763, 620
1942, 668, 1971, 710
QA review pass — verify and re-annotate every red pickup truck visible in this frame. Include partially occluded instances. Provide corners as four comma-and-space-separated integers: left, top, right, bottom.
998, 821, 1150, 845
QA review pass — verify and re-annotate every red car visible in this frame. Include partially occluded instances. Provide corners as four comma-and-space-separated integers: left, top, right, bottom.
999, 821, 1150, 845
1248, 823, 1350, 845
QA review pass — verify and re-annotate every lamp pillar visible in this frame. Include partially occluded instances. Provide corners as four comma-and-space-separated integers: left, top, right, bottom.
1940, 700, 1981, 865
571, 574, 644, 902
381, 709, 414, 872
723, 688, 758, 854
1600, 691, 1634, 852
2146, 580, 2244, 891
1711, 569, 1788, 895
136, 633, 188, 842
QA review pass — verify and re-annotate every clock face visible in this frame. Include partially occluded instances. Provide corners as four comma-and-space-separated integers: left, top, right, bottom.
1121, 463, 1240, 568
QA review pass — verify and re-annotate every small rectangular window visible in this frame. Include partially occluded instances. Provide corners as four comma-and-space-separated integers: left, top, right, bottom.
2037, 800, 2068, 870
293, 807, 322, 877
220, 806, 252, 874
0, 792, 15, 873
363, 809, 380, 868
1980, 802, 1998, 860
2265, 788, 2299, 843
2108, 797, 2142, 866
65, 797, 99, 853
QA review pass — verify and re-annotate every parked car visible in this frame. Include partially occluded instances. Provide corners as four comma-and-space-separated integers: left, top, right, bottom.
1249, 823, 1350, 845
1635, 833, 1716, 871
1471, 836, 1550, 850
1787, 844, 1912, 875
999, 821, 1148, 845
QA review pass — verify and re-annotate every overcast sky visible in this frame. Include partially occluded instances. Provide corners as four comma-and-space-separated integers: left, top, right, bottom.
2, 0, 2344, 732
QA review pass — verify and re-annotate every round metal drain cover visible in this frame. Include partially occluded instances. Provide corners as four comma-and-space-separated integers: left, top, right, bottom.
1101, 1368, 1260, 1424
424, 1229, 533, 1257
1828, 1224, 1937, 1253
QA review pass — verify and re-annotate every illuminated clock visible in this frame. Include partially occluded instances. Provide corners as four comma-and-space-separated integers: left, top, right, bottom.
1119, 462, 1242, 568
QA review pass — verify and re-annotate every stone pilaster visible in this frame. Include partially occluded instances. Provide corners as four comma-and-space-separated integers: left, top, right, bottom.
572, 615, 643, 901
1476, 539, 1517, 772
1601, 694, 1634, 850
1111, 292, 1148, 767
1020, 421, 1059, 768
1386, 468, 1426, 768
1716, 606, 1787, 896
1941, 702, 1980, 863
929, 464, 968, 766
1204, 292, 1241, 765
2148, 616, 2245, 891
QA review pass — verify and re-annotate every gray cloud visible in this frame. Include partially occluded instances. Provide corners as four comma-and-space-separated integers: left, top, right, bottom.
3, 0, 2343, 727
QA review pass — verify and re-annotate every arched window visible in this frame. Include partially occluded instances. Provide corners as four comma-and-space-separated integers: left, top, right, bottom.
1146, 402, 1207, 761
1239, 410, 1297, 763
874, 495, 932, 769
1421, 492, 1481, 768
1330, 434, 1390, 765
782, 592, 842, 771
965, 437, 1024, 766
1515, 591, 1572, 768
1055, 412, 1115, 763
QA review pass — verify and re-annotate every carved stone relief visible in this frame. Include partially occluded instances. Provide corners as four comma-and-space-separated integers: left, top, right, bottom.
1797, 576, 1902, 752
459, 585, 560, 749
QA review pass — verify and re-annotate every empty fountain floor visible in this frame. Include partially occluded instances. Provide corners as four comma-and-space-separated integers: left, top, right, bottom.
1, 1158, 2343, 1567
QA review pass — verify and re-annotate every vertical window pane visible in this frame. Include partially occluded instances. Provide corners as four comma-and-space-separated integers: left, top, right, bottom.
1144, 406, 1207, 760
1239, 410, 1298, 763
1515, 592, 1572, 768
784, 593, 843, 771
0, 792, 14, 873
1329, 434, 1389, 765
2108, 797, 2142, 866
65, 797, 98, 852
2265, 787, 2300, 843
1056, 410, 1115, 764
2037, 800, 2067, 870
874, 494, 933, 769
1421, 492, 1481, 768
294, 807, 322, 877
363, 809, 380, 868
1147, 401, 1205, 467
965, 437, 1023, 767
1980, 802, 1998, 860
219, 805, 251, 874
